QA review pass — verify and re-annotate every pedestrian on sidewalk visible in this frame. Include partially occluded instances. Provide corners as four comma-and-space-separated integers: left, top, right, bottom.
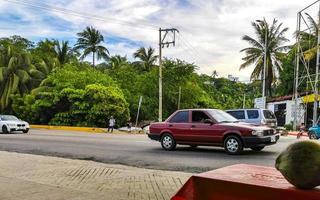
108, 116, 115, 133
297, 122, 306, 139
127, 121, 132, 133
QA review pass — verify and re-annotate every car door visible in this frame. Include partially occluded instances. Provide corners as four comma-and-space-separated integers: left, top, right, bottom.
167, 111, 191, 142
189, 110, 222, 143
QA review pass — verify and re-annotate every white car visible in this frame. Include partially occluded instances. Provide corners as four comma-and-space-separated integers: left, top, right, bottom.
0, 115, 30, 134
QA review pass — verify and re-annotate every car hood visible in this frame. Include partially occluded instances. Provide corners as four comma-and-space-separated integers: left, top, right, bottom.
219, 122, 271, 131
3, 120, 28, 124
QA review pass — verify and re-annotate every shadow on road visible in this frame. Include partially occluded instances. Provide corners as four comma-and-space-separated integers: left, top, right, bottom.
148, 146, 277, 156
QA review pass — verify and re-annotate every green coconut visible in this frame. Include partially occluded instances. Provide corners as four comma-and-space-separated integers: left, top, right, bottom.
275, 140, 320, 189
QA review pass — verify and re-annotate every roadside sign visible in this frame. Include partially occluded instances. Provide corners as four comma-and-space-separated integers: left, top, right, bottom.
254, 97, 266, 109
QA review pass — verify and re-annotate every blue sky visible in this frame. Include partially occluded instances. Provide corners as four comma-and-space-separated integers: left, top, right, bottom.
0, 0, 317, 81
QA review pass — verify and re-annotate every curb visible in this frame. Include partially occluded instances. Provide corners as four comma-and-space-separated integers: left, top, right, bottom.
30, 125, 105, 133
287, 131, 308, 137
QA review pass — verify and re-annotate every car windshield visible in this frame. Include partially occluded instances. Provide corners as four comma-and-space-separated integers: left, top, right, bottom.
263, 110, 276, 119
0, 115, 19, 121
207, 110, 239, 123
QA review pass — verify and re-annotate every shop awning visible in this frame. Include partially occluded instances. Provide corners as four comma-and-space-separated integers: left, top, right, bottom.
302, 94, 320, 103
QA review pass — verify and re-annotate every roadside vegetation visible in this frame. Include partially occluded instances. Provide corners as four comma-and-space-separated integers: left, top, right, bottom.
3, 15, 315, 127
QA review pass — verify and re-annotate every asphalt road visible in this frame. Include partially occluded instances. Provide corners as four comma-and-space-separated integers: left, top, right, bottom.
0, 129, 301, 173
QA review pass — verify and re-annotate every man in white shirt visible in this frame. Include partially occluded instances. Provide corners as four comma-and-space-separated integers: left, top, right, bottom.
108, 116, 115, 133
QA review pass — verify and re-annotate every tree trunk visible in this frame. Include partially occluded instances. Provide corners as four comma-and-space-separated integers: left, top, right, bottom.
93, 52, 95, 67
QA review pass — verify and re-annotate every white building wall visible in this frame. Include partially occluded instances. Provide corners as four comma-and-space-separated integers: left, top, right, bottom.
267, 98, 304, 126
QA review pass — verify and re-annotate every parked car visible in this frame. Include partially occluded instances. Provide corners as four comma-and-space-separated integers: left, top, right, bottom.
0, 115, 30, 134
148, 109, 279, 154
308, 125, 320, 139
225, 109, 277, 128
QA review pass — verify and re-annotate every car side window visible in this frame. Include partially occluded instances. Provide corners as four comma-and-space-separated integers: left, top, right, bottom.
192, 111, 211, 123
247, 110, 259, 119
169, 111, 189, 123
227, 111, 245, 119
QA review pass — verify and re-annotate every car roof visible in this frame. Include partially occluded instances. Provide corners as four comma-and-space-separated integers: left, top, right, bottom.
225, 108, 267, 111
176, 109, 219, 112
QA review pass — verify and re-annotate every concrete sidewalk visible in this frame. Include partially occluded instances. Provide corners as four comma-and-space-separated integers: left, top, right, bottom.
0, 151, 192, 200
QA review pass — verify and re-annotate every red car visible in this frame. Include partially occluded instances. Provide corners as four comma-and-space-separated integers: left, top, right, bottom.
148, 109, 279, 154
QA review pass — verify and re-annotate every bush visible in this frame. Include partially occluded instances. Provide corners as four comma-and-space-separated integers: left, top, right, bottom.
12, 64, 129, 127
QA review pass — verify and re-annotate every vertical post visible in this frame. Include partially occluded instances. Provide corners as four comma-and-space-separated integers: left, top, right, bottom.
135, 96, 142, 129
294, 13, 301, 131
178, 86, 181, 110
243, 93, 246, 109
262, 22, 267, 108
313, 3, 320, 126
159, 28, 163, 122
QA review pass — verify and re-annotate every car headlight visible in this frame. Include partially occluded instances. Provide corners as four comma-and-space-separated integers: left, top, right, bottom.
7, 124, 15, 127
251, 130, 264, 137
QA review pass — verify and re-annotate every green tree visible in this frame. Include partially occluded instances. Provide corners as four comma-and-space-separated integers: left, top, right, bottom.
108, 55, 129, 70
133, 47, 158, 71
240, 19, 289, 97
54, 40, 78, 65
12, 63, 129, 126
74, 26, 109, 67
0, 45, 33, 111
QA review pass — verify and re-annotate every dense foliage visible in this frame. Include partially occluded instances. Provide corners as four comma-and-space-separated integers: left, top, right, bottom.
0, 26, 268, 127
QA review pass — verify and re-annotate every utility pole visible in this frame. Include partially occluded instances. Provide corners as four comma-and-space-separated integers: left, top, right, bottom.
256, 20, 267, 109
313, 3, 320, 126
243, 93, 246, 109
158, 28, 179, 122
262, 23, 268, 109
178, 86, 181, 110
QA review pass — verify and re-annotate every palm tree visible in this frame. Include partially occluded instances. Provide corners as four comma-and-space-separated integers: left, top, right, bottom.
74, 26, 109, 67
54, 40, 77, 65
108, 55, 128, 70
0, 45, 34, 111
240, 19, 289, 97
296, 13, 318, 61
133, 47, 158, 71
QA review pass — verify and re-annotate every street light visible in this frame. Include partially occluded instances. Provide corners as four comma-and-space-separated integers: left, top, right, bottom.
256, 19, 267, 108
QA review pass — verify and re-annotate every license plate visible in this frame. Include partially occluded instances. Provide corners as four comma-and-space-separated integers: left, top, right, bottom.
270, 135, 276, 142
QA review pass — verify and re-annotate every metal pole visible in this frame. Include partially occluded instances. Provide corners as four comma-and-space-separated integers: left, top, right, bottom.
135, 96, 142, 128
262, 23, 267, 108
243, 93, 246, 109
178, 86, 181, 110
294, 13, 301, 130
159, 28, 163, 122
313, 3, 320, 126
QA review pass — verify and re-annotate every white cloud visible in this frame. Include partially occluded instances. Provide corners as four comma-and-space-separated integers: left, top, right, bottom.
0, 0, 318, 81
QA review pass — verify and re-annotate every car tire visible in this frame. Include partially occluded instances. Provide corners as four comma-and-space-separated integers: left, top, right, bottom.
251, 146, 265, 151
161, 133, 176, 151
22, 128, 29, 134
2, 125, 10, 134
309, 131, 317, 140
224, 135, 243, 155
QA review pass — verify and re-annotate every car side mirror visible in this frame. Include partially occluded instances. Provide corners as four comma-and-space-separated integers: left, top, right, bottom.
204, 119, 214, 125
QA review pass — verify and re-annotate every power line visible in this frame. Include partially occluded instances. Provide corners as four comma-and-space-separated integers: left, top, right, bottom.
3, 0, 159, 30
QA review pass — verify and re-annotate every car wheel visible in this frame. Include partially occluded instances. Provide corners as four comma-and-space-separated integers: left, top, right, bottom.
251, 146, 265, 151
2, 125, 9, 134
224, 135, 243, 155
161, 134, 176, 151
22, 128, 29, 134
309, 131, 317, 140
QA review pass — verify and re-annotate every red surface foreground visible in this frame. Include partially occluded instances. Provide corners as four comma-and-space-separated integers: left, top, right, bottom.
171, 164, 320, 200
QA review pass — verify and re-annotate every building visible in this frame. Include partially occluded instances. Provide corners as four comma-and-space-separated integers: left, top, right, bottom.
266, 94, 315, 127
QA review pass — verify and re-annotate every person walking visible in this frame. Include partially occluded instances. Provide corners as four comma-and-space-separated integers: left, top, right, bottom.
108, 116, 115, 133
297, 122, 306, 139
